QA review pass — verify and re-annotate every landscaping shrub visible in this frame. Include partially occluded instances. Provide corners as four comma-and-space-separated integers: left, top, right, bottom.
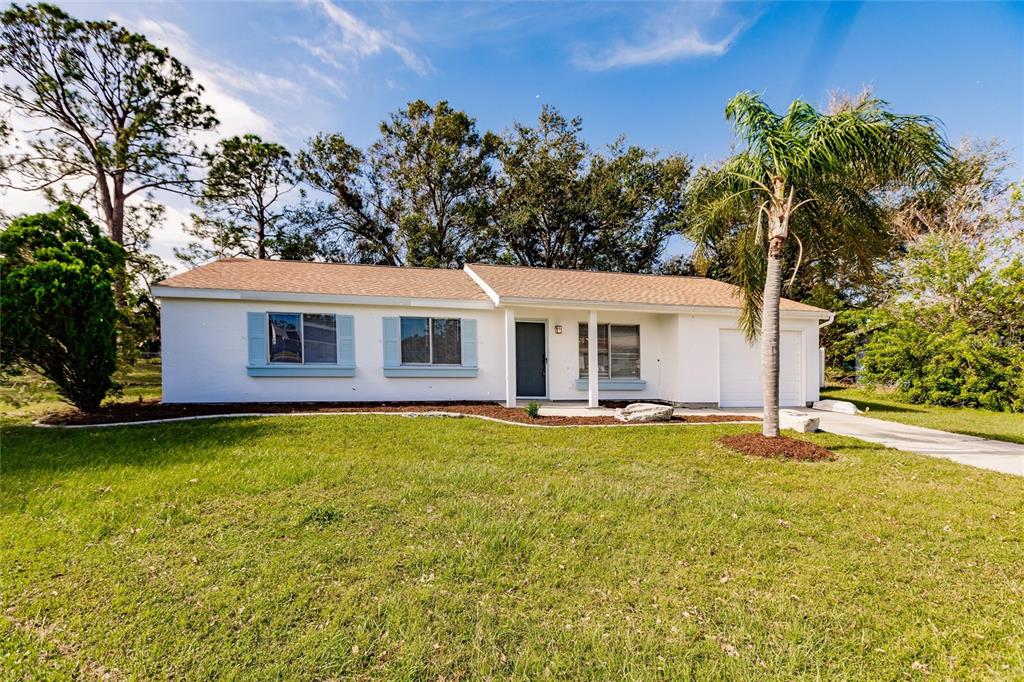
859, 315, 1024, 411
0, 204, 125, 412
851, 235, 1024, 413
526, 400, 541, 419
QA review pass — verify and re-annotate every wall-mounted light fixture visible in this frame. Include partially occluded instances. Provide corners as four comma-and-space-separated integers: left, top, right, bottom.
554, 324, 563, 334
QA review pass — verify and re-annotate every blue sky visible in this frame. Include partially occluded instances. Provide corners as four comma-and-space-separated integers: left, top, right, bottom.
6, 1, 1024, 262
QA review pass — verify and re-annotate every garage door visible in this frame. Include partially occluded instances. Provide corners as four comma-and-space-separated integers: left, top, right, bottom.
719, 330, 802, 408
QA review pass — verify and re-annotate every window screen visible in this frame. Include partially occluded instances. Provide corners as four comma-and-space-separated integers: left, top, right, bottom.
431, 318, 462, 365
302, 314, 337, 364
400, 317, 462, 365
400, 317, 430, 364
269, 313, 302, 363
579, 323, 639, 378
609, 324, 640, 378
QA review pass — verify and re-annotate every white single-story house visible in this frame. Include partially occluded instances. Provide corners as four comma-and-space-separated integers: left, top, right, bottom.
152, 259, 832, 408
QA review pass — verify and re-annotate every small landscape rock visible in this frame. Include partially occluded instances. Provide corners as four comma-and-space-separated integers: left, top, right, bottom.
780, 409, 819, 433
614, 403, 674, 423
812, 399, 861, 415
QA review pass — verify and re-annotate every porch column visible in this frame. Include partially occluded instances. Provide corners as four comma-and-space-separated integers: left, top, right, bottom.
504, 308, 516, 408
588, 310, 599, 408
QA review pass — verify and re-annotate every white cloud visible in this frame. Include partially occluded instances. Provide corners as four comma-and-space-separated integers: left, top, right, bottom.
296, 0, 431, 77
574, 4, 747, 71
128, 17, 283, 140
299, 63, 347, 97
150, 202, 196, 272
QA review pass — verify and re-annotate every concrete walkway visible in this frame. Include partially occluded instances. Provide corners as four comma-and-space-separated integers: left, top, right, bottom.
789, 408, 1024, 476
535, 402, 1024, 476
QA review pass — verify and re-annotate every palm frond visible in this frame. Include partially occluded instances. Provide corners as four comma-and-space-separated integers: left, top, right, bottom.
731, 227, 766, 340
685, 153, 768, 276
687, 90, 950, 343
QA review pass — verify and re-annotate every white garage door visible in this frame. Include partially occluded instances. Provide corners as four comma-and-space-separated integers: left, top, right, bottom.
719, 330, 802, 408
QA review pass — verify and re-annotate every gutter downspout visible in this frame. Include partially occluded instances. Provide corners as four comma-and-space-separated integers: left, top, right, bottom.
817, 312, 836, 390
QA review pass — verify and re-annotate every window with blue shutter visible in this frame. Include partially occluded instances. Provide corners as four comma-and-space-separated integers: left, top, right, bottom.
337, 314, 355, 368
382, 315, 479, 378
382, 317, 401, 368
246, 311, 356, 377
247, 312, 267, 366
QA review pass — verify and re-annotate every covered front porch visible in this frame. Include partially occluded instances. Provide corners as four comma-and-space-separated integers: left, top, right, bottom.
500, 306, 681, 408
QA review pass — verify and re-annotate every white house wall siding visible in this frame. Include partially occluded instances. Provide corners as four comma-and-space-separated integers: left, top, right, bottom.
161, 299, 508, 404
160, 295, 823, 406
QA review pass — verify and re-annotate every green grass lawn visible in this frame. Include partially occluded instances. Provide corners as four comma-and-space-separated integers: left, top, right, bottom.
821, 385, 1024, 445
2, 415, 1022, 679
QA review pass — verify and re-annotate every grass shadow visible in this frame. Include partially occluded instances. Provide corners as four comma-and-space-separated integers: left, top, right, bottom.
1, 416, 280, 476
819, 389, 926, 415
951, 429, 1024, 446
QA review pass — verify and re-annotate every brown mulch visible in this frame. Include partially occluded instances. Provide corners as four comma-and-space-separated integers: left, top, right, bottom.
718, 433, 836, 462
38, 399, 760, 427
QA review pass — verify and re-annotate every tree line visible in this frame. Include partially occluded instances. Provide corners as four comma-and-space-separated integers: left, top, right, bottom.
174, 102, 690, 273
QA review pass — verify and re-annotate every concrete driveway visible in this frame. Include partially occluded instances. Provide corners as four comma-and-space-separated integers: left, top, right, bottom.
786, 408, 1024, 476
536, 402, 1024, 476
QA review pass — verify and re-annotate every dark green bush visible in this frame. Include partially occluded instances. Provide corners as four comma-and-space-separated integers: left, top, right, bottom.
860, 314, 1024, 411
1, 204, 125, 411
848, 233, 1024, 413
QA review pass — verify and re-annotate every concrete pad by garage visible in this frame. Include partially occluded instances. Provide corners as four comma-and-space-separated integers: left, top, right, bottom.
532, 401, 1024, 476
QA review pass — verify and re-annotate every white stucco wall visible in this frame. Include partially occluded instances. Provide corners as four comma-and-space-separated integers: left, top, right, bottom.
160, 296, 821, 406
161, 298, 508, 403
674, 312, 821, 405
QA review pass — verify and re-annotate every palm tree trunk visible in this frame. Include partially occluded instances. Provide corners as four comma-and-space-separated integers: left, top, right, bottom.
761, 235, 784, 437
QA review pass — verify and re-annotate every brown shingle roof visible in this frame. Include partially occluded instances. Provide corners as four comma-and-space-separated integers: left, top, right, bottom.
466, 263, 827, 313
156, 258, 490, 301
155, 258, 829, 314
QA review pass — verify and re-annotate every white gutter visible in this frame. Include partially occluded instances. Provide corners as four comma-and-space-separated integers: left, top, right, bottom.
819, 311, 836, 329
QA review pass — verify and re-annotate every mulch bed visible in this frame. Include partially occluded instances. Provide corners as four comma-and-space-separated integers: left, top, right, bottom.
718, 433, 836, 462
38, 399, 761, 427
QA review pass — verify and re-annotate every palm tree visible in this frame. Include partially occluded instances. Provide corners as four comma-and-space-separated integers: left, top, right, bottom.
688, 92, 949, 437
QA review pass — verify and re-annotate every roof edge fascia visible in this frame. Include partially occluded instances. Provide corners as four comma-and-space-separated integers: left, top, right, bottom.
151, 286, 495, 310
496, 296, 829, 318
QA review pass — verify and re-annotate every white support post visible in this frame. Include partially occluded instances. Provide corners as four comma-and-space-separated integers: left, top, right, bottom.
588, 310, 599, 408
504, 308, 516, 408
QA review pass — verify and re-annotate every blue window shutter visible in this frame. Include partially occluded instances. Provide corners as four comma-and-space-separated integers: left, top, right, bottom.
337, 314, 355, 367
460, 318, 477, 368
247, 312, 266, 366
382, 316, 400, 368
